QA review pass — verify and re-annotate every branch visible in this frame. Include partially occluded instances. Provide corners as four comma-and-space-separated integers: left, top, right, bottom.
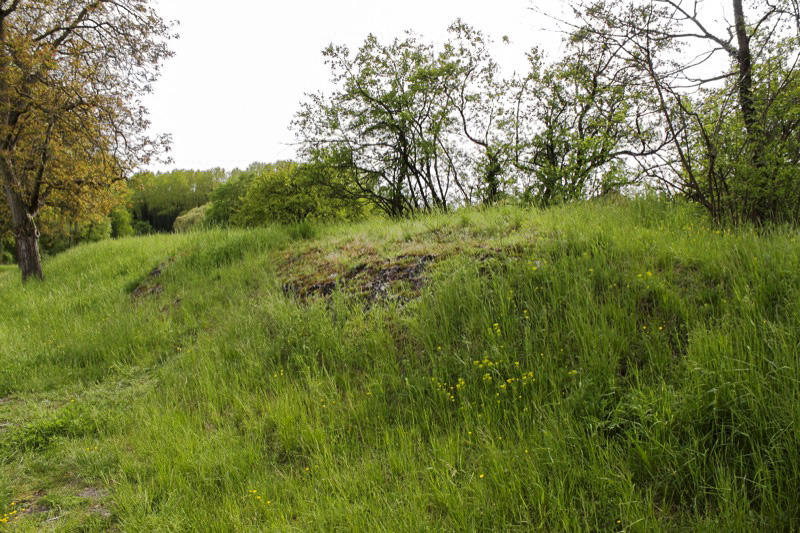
655, 0, 738, 56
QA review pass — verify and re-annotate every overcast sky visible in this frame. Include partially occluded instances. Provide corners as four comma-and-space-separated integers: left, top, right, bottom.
143, 0, 567, 172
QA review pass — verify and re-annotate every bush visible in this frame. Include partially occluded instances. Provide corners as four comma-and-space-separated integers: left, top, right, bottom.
204, 167, 258, 226
173, 204, 210, 233
110, 207, 135, 238
231, 161, 366, 227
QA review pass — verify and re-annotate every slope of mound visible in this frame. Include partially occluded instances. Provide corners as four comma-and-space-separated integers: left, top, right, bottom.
1, 200, 799, 531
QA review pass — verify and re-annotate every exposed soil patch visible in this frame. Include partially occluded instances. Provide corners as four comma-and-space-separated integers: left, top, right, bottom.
282, 251, 438, 306
131, 283, 163, 299
23, 501, 51, 515
88, 503, 112, 517
130, 259, 173, 300
16, 485, 111, 522
78, 487, 108, 500
360, 254, 436, 302
280, 240, 537, 306
80, 487, 112, 517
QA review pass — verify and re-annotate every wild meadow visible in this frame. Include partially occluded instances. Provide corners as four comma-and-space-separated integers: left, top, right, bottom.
1, 199, 799, 531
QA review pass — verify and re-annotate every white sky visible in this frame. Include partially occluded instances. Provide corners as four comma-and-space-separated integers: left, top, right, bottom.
143, 0, 568, 172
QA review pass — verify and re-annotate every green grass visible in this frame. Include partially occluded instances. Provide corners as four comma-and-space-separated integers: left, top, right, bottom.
1, 199, 800, 531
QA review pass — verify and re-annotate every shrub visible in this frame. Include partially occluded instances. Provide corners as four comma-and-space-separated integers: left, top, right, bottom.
174, 204, 211, 233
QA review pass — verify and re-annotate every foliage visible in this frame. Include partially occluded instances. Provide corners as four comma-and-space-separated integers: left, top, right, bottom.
36, 206, 112, 255
296, 10, 800, 223
568, 0, 800, 222
129, 168, 224, 232
204, 165, 260, 226
0, 239, 12, 264
173, 203, 210, 233
0, 198, 11, 263
1, 179, 129, 259
110, 207, 135, 239
0, 0, 175, 280
203, 161, 366, 229
232, 161, 365, 226
508, 43, 653, 205
436, 21, 513, 205
294, 23, 510, 217
294, 20, 660, 215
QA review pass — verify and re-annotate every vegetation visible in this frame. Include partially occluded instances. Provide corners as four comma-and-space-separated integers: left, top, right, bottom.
1, 199, 800, 530
293, 3, 800, 223
569, 0, 800, 222
5, 1, 800, 277
0, 1, 797, 529
293, 22, 510, 216
0, 0, 175, 280
128, 168, 225, 233
227, 161, 366, 226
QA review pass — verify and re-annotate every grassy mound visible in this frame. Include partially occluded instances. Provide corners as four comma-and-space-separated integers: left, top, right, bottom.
1, 199, 799, 531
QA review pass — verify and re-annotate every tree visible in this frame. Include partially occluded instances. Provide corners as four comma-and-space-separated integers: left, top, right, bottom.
231, 161, 365, 226
506, 37, 662, 206
0, 157, 130, 256
294, 29, 492, 217
438, 21, 513, 205
567, 0, 800, 222
0, 0, 174, 280
204, 165, 259, 226
295, 21, 654, 214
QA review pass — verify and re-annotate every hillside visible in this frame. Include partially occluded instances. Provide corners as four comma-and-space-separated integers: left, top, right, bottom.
1, 200, 799, 531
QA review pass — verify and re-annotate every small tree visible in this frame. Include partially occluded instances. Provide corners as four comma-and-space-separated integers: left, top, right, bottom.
438, 21, 512, 205
0, 0, 174, 280
294, 32, 480, 217
205, 166, 259, 227
505, 31, 665, 206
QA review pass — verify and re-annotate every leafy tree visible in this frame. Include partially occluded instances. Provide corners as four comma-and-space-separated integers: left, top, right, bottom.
295, 21, 650, 214
204, 164, 260, 226
294, 32, 473, 217
568, 0, 800, 222
110, 206, 135, 238
230, 161, 365, 226
1, 175, 129, 256
0, 0, 175, 280
506, 39, 659, 206
36, 206, 112, 254
438, 21, 513, 205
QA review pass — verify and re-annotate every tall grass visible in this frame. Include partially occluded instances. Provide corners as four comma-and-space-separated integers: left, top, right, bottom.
1, 199, 799, 531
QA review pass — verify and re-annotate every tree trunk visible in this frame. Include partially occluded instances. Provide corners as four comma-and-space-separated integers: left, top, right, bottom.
732, 0, 756, 135
3, 181, 43, 281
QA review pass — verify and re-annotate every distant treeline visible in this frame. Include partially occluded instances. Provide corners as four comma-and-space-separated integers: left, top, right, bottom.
0, 161, 368, 263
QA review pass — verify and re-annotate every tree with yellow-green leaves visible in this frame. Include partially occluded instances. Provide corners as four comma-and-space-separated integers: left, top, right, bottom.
0, 0, 174, 281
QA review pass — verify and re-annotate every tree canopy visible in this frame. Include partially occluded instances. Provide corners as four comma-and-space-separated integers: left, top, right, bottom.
566, 0, 800, 222
294, 23, 510, 217
0, 0, 174, 280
